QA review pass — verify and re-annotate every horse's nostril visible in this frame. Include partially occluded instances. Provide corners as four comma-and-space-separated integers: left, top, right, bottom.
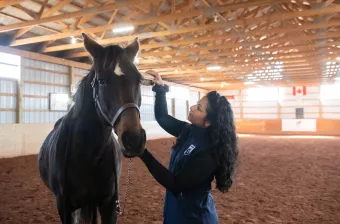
122, 131, 145, 151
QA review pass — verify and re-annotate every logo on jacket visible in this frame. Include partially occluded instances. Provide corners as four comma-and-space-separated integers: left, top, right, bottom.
184, 144, 196, 155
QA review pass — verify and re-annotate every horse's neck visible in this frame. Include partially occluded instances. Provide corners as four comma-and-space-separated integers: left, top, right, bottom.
65, 79, 115, 156
67, 99, 114, 149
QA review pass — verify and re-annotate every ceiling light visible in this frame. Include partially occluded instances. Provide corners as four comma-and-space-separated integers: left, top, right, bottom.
336, 57, 340, 60
302, 0, 310, 5
200, 77, 204, 81
112, 26, 134, 33
335, 77, 340, 80
207, 65, 222, 70
71, 36, 76, 44
134, 57, 140, 64
175, 70, 178, 73
244, 81, 254, 85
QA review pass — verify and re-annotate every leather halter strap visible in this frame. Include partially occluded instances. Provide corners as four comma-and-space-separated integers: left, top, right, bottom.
91, 75, 140, 215
91, 76, 140, 127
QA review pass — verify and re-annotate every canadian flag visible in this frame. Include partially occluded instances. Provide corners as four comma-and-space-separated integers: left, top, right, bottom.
293, 86, 307, 96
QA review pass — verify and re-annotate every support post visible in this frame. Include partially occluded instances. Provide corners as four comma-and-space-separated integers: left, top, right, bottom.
240, 89, 243, 119
69, 66, 75, 96
16, 64, 24, 123
172, 98, 176, 117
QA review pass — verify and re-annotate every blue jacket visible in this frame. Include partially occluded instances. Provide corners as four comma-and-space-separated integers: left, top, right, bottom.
163, 126, 219, 224
139, 84, 219, 224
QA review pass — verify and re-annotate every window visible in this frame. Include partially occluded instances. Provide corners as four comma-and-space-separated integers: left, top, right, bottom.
0, 52, 21, 80
320, 84, 340, 100
168, 86, 190, 100
246, 87, 279, 101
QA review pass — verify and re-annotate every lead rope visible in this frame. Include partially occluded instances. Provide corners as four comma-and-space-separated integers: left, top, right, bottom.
117, 158, 132, 224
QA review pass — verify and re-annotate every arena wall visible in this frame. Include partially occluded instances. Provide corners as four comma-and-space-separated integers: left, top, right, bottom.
1, 47, 340, 158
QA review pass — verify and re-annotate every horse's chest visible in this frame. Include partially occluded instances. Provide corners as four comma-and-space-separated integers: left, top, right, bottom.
67, 150, 116, 195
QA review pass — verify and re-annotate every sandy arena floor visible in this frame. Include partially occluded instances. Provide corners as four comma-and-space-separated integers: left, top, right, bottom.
0, 136, 340, 224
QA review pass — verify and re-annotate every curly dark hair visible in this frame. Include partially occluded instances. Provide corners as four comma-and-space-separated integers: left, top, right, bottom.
206, 91, 239, 193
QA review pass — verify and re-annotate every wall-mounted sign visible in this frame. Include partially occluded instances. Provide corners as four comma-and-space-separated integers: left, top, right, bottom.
70, 84, 76, 93
282, 119, 316, 132
49, 93, 69, 111
295, 108, 304, 119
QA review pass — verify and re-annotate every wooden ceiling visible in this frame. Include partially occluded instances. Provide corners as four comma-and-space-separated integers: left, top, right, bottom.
0, 0, 340, 90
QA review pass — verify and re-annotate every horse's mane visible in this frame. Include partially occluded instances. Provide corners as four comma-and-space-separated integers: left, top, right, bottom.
70, 69, 95, 119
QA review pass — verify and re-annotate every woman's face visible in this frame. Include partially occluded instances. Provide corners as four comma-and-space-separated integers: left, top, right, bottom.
188, 96, 211, 128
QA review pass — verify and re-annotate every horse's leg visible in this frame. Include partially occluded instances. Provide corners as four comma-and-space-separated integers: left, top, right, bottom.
79, 205, 98, 224
57, 195, 73, 224
98, 197, 118, 224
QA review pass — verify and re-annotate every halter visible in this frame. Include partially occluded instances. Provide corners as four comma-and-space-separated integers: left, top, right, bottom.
91, 76, 140, 127
91, 74, 139, 215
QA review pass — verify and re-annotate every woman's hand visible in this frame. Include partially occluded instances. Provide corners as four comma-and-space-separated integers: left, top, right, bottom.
145, 70, 164, 86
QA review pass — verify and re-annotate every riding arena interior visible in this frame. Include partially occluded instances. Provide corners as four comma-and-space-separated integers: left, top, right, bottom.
0, 0, 340, 223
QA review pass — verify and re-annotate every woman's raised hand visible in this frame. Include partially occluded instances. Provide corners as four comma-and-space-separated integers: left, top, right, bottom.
145, 70, 164, 86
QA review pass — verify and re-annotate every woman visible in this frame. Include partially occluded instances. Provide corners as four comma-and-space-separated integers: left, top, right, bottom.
139, 70, 238, 224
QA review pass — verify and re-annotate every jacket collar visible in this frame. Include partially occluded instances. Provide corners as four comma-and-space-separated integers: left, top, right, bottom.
190, 125, 208, 143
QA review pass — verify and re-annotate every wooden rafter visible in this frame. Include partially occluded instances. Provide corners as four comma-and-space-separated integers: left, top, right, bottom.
9, 0, 289, 46
0, 0, 159, 32
61, 20, 340, 57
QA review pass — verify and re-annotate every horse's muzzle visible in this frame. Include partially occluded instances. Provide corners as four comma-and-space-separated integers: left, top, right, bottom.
121, 129, 146, 157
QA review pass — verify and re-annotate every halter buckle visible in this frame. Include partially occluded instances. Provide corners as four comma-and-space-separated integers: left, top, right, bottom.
91, 78, 95, 88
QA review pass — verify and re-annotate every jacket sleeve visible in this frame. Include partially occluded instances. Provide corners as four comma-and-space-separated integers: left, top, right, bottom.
139, 148, 217, 195
153, 84, 189, 137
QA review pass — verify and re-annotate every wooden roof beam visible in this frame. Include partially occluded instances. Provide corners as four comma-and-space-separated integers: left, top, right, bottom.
138, 32, 340, 57
138, 56, 330, 73
0, 0, 160, 32
62, 20, 340, 57
137, 50, 335, 65
137, 57, 324, 70
9, 0, 288, 46
0, 0, 26, 8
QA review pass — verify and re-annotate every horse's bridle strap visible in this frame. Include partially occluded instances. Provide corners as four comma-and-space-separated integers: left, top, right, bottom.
91, 77, 140, 128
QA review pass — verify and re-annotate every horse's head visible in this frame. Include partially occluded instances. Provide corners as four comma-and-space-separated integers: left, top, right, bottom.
82, 33, 146, 158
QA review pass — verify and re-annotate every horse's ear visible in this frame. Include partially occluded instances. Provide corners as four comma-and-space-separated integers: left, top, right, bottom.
82, 33, 103, 58
125, 37, 139, 61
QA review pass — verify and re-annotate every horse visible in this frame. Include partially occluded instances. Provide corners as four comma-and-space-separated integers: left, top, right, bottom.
38, 33, 146, 224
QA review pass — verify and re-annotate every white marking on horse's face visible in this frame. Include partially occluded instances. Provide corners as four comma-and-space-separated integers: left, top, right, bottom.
114, 62, 124, 76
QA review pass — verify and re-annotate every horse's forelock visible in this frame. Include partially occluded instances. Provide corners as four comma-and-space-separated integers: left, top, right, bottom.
102, 45, 123, 69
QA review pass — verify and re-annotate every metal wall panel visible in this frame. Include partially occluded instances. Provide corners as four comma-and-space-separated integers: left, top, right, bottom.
140, 85, 155, 121
74, 68, 89, 85
175, 99, 187, 121
0, 72, 18, 124
0, 112, 16, 123
243, 114, 278, 119
21, 58, 69, 123
189, 90, 199, 106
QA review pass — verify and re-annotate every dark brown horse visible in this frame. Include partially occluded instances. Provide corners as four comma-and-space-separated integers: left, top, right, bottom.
38, 33, 146, 224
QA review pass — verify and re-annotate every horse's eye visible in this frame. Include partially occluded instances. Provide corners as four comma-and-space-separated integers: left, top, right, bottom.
98, 79, 105, 85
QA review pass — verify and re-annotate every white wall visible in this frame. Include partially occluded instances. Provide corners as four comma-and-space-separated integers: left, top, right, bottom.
219, 85, 340, 120
22, 58, 69, 123
0, 52, 20, 123
0, 52, 203, 125
0, 121, 173, 158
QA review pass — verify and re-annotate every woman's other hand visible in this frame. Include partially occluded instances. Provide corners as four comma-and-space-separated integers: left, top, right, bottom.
145, 70, 164, 86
